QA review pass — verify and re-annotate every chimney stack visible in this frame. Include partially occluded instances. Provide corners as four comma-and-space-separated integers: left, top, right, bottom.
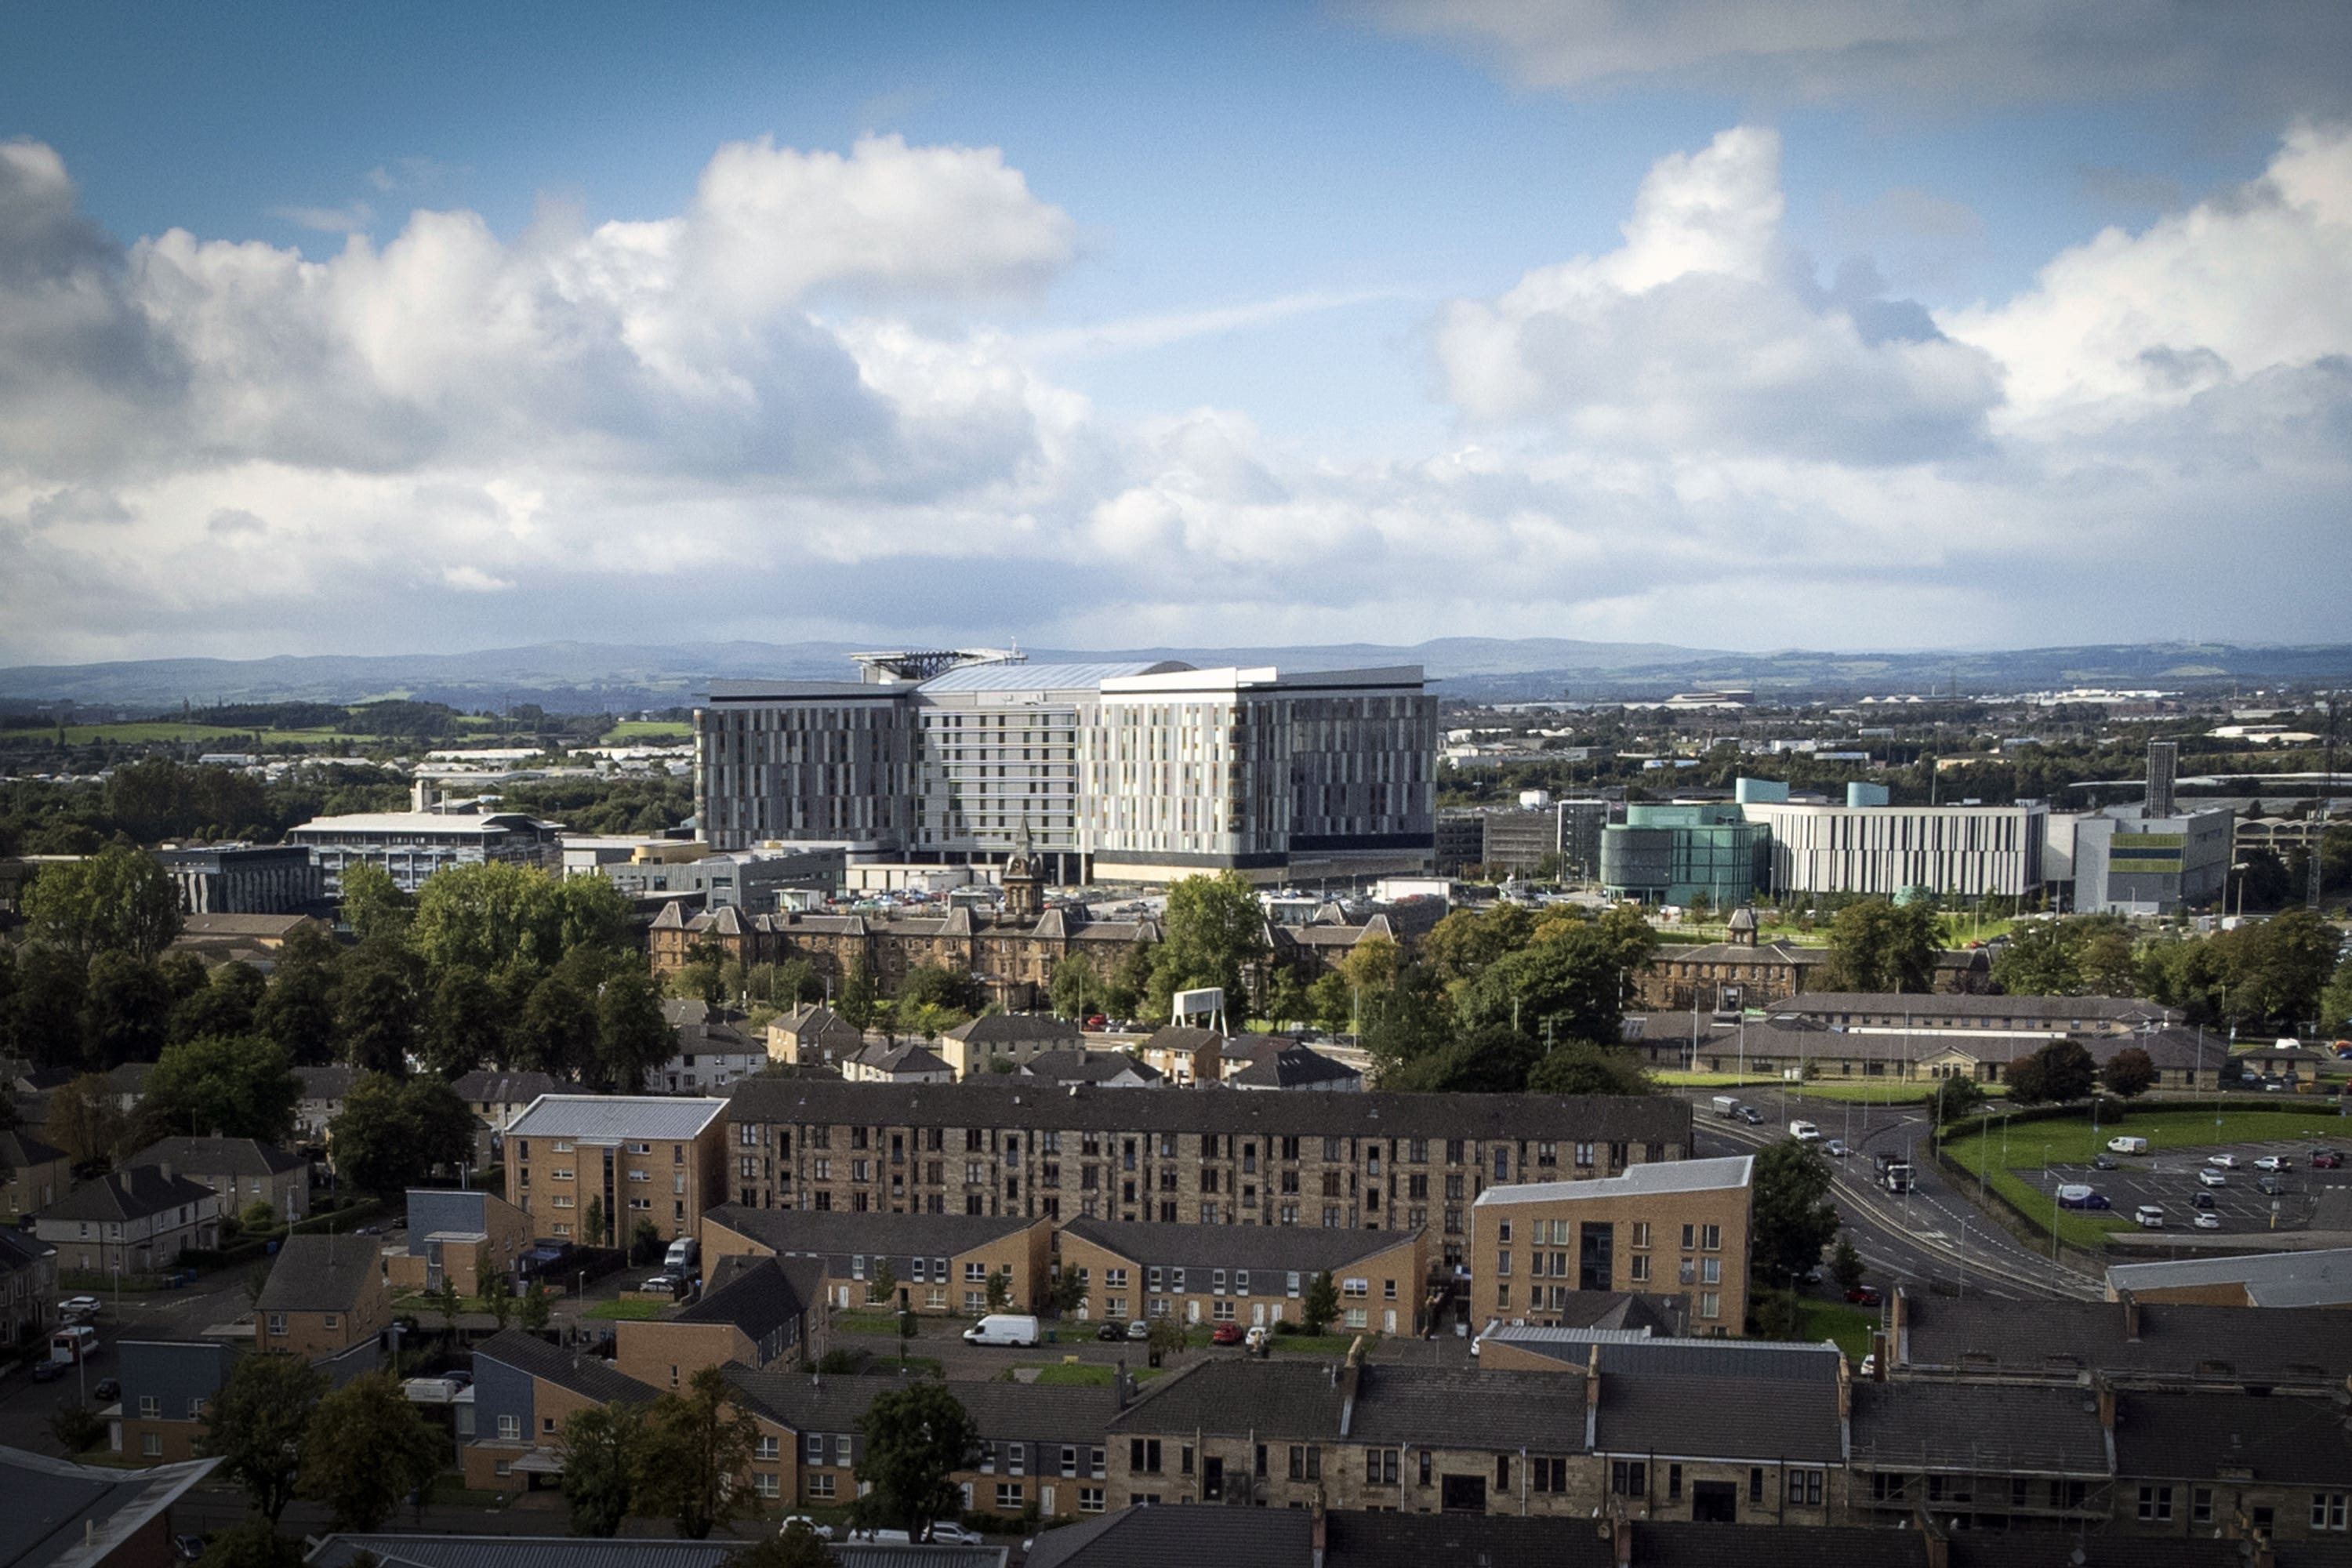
2120, 1290, 2142, 1341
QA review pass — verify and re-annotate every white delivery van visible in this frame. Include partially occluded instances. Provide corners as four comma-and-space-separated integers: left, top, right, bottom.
962, 1314, 1040, 1347
2107, 1136, 2150, 1156
1789, 1121, 1823, 1143
664, 1236, 699, 1275
1711, 1095, 1740, 1118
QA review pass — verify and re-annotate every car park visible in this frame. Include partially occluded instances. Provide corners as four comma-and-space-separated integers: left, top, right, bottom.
1211, 1322, 1245, 1345
2198, 1167, 2227, 1188
2194, 1213, 2223, 1229
2255, 1155, 2294, 1172
2205, 1153, 2239, 1169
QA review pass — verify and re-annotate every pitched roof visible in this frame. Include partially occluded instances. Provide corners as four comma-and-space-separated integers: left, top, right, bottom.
668, 1254, 813, 1344
851, 1043, 953, 1076
448, 1069, 569, 1105
1477, 1154, 1751, 1206
0, 1449, 220, 1568
1059, 1216, 1421, 1277
0, 1128, 67, 1168
254, 1232, 381, 1313
2107, 1244, 2352, 1301
305, 1538, 738, 1568
1348, 1363, 1588, 1451
942, 1014, 1085, 1045
2115, 1389, 2352, 1486
1766, 990, 2178, 1025
1109, 1358, 1348, 1440
296, 1065, 357, 1100
660, 1000, 757, 1051
728, 1076, 1693, 1145
1229, 1044, 1361, 1089
724, 1368, 1120, 1446
705, 1203, 1040, 1262
0, 1229, 56, 1274
127, 1136, 304, 1178
39, 1167, 216, 1223
1852, 1379, 2111, 1475
503, 1094, 728, 1142
1023, 1507, 1310, 1568
473, 1330, 654, 1406
1896, 1292, 2352, 1388
1018, 1050, 1163, 1085
1472, 1293, 1686, 1338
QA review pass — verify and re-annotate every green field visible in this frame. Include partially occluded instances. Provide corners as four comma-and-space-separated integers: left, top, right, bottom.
1794, 1300, 1876, 1359
1661, 1070, 2004, 1106
34, 722, 382, 747
584, 1298, 669, 1321
604, 720, 694, 742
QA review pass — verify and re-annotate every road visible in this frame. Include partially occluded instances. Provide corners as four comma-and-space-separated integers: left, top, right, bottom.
1686, 1087, 2106, 1303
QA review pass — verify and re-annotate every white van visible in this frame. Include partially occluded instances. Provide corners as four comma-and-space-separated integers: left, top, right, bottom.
1789, 1121, 1823, 1143
664, 1236, 699, 1275
962, 1313, 1040, 1347
2134, 1205, 2166, 1229
2107, 1136, 2150, 1156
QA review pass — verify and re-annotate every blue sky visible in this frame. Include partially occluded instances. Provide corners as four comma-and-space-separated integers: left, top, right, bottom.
3, 1, 2349, 662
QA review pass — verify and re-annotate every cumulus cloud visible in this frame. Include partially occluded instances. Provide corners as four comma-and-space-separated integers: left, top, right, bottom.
1363, 0, 2352, 114
1432, 127, 2002, 463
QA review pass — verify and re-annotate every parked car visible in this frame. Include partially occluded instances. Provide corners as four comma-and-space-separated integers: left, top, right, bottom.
776, 1517, 833, 1542
58, 1296, 101, 1320
30, 1359, 64, 1383
2193, 1192, 2217, 1210
173, 1537, 206, 1563
924, 1523, 986, 1547
2133, 1205, 2166, 1229
2205, 1153, 2240, 1169
963, 1314, 1040, 1348
1126, 1319, 1150, 1341
1846, 1286, 1882, 1306
1083, 1014, 1107, 1030
2194, 1213, 2224, 1230
1211, 1322, 1246, 1345
2056, 1185, 2111, 1210
2198, 1167, 2228, 1188
2254, 1155, 2295, 1172
93, 1377, 120, 1403
1245, 1324, 1272, 1354
2092, 1154, 2119, 1171
2310, 1149, 2343, 1169
2258, 1174, 2288, 1196
1094, 1322, 1124, 1341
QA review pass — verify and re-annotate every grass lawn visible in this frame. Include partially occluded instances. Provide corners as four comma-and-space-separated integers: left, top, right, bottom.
44, 721, 379, 746
584, 1298, 668, 1321
835, 1309, 911, 1336
1793, 1300, 1876, 1360
603, 720, 694, 742
422, 1475, 510, 1508
1654, 1071, 1781, 1088
1796, 1081, 2009, 1105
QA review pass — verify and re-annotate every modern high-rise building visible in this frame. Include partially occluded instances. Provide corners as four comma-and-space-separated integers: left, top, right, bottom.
697, 653, 1438, 885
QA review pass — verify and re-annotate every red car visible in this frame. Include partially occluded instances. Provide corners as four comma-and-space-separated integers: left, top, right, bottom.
1210, 1322, 1246, 1345
1846, 1287, 1882, 1306
2311, 1149, 2343, 1169
1084, 1014, 1107, 1030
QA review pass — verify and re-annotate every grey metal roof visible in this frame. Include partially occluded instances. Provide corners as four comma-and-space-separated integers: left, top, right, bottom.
504, 1094, 728, 1142
1059, 1215, 1420, 1276
2107, 1243, 2352, 1297
1475, 1154, 1751, 1206
304, 1538, 738, 1568
918, 661, 1184, 693
1851, 1380, 2111, 1475
448, 1069, 568, 1105
255, 1232, 383, 1312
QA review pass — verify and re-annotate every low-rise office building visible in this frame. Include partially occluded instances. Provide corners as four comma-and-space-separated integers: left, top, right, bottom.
701, 1203, 1055, 1316
503, 1095, 729, 1244
1600, 804, 1769, 906
151, 841, 321, 916
253, 1232, 390, 1360
1739, 790, 2047, 899
125, 1137, 307, 1225
722, 1079, 1693, 1245
287, 811, 563, 895
1055, 1216, 1431, 1334
1470, 1156, 1752, 1335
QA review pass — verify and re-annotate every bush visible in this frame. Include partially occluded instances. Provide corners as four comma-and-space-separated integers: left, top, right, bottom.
1272, 1320, 1298, 1336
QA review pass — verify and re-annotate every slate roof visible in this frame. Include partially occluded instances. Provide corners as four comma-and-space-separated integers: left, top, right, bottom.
127, 1136, 304, 1178
503, 1094, 728, 1142
1229, 1044, 1361, 1089
1023, 1506, 1310, 1568
473, 1329, 655, 1406
728, 1076, 1692, 1145
1108, 1358, 1348, 1440
660, 1000, 757, 1052
305, 1538, 738, 1568
0, 1229, 56, 1274
296, 1065, 356, 1100
1349, 1363, 1588, 1451
1851, 1380, 2112, 1475
943, 1014, 1085, 1046
448, 1069, 568, 1107
669, 1254, 814, 1344
1018, 1050, 1162, 1085
1585, 1341, 1842, 1463
255, 1232, 383, 1313
704, 1203, 1039, 1261
851, 1042, 953, 1076
39, 1167, 216, 1223
2116, 1389, 2352, 1486
1896, 1292, 2352, 1387
0, 1128, 67, 1169
1059, 1215, 1421, 1276
1765, 991, 2177, 1026
724, 1367, 1120, 1445
1628, 1523, 1933, 1568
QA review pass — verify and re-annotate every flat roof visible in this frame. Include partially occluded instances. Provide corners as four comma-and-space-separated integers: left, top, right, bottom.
1475, 1154, 1752, 1206
505, 1094, 728, 1143
2107, 1244, 2352, 1299
919, 660, 1184, 692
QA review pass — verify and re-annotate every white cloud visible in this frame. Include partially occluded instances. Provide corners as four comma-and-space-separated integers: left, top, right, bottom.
1021, 289, 1399, 360
269, 201, 376, 234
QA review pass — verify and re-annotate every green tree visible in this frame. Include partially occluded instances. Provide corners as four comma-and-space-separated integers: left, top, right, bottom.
200, 1352, 330, 1523
484, 1269, 517, 1329
2218, 907, 2343, 1030
1822, 900, 1945, 993
1749, 1140, 1841, 1290
334, 941, 426, 1076
421, 964, 505, 1080
2103, 1045, 2157, 1098
191, 1521, 304, 1568
49, 1399, 104, 1454
868, 1258, 898, 1308
592, 969, 676, 1094
1525, 1041, 1653, 1097
633, 1366, 760, 1539
836, 960, 880, 1031
583, 1196, 609, 1246
1830, 1235, 1865, 1298
730, 1526, 835, 1568
1382, 1025, 1541, 1093
1049, 953, 1100, 1020
297, 1371, 446, 1530
1045, 1267, 1087, 1317
2007, 1039, 2097, 1105
329, 1073, 477, 1197
338, 862, 414, 945
520, 1278, 553, 1330
1149, 871, 1269, 1017
1420, 903, 1536, 992
9, 945, 86, 1069
1145, 1315, 1187, 1367
78, 951, 172, 1069
139, 1033, 302, 1144
1991, 921, 2081, 996
253, 929, 343, 1064
169, 960, 267, 1045
2323, 955, 2352, 1036
1301, 1271, 1339, 1335
985, 1267, 1011, 1313
41, 1072, 127, 1165
852, 1381, 983, 1541
1926, 1073, 1988, 1126
518, 974, 599, 1080
630, 1218, 664, 1267
1454, 923, 1635, 1048
898, 963, 984, 1015
20, 844, 182, 962
560, 1400, 645, 1537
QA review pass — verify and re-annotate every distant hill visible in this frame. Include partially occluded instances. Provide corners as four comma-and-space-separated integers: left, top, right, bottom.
2, 637, 2348, 713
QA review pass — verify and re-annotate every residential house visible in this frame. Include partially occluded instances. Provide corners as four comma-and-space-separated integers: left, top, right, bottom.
1135, 1025, 1234, 1086
1470, 1156, 1755, 1334
612, 1253, 826, 1390
503, 1095, 729, 1244
253, 1232, 390, 1360
463, 1328, 657, 1490
701, 1203, 1054, 1316
2, 1128, 72, 1221
0, 1229, 58, 1348
938, 1014, 1084, 1080
292, 1066, 355, 1146
1227, 1043, 1363, 1093
842, 1042, 956, 1084
2112, 1388, 2352, 1545
1054, 1217, 1431, 1334
654, 1000, 769, 1093
35, 1169, 219, 1276
383, 1189, 533, 1297
765, 1004, 867, 1069
448, 1069, 567, 1163
1849, 1378, 2111, 1534
109, 1339, 234, 1464
1018, 1050, 1164, 1090
1886, 1288, 2352, 1391
125, 1137, 308, 1225
107, 1063, 153, 1117
1633, 929, 1994, 1011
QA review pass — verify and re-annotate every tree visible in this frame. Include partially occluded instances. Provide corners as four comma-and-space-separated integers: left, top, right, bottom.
140, 1033, 302, 1145
1045, 1267, 1087, 1317
1150, 871, 1269, 1017
730, 1527, 836, 1568
11, 945, 88, 1070
42, 1073, 128, 1166
2103, 1046, 2157, 1099
519, 1278, 553, 1330
898, 963, 984, 1016
1525, 1041, 1653, 1097
1926, 1073, 1988, 1126
2007, 1040, 2097, 1106
868, 1258, 898, 1307
1421, 903, 1535, 991
298, 1371, 446, 1530
1145, 1315, 1187, 1367
517, 975, 599, 1080
583, 1196, 609, 1246
1049, 953, 1100, 1020
170, 960, 267, 1045
78, 951, 172, 1069
2216, 907, 2342, 1030
591, 969, 676, 1094
633, 1365, 760, 1539
421, 964, 505, 1080
430, 1276, 464, 1341
190, 1522, 304, 1568
1830, 1235, 1865, 1298
560, 1401, 645, 1537
484, 1269, 517, 1330
1383, 1025, 1541, 1094
253, 930, 342, 1064
20, 844, 182, 963
338, 862, 414, 945
630, 1218, 663, 1267
985, 1267, 1012, 1314
853, 1381, 983, 1541
1749, 1140, 1841, 1290
1822, 900, 1945, 993
836, 960, 880, 1030
329, 1073, 477, 1197
2324, 955, 2352, 1036
201, 1352, 330, 1523
49, 1399, 105, 1454
1991, 921, 2080, 996
334, 942, 425, 1076
1454, 923, 1635, 1048
1301, 1271, 1339, 1336
1338, 935, 1402, 1000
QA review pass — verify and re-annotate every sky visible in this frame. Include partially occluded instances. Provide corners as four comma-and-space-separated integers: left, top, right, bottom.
3, 0, 2350, 666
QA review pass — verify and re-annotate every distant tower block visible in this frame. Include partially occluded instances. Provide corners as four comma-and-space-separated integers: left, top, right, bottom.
2146, 740, 2178, 820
